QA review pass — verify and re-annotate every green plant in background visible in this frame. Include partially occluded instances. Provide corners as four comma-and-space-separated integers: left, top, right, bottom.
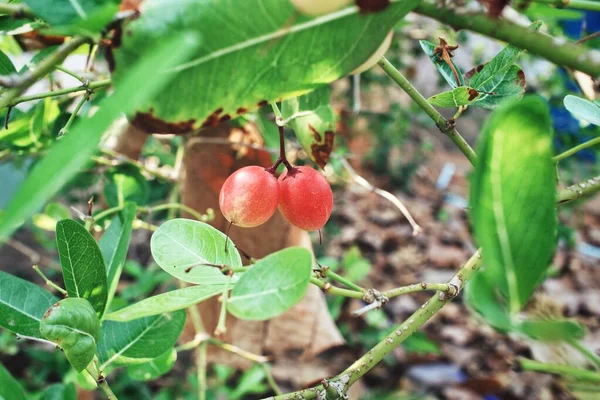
0, 0, 600, 399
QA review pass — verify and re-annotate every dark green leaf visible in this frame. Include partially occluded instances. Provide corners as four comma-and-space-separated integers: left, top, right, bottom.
228, 247, 312, 320
40, 383, 77, 400
98, 202, 136, 309
103, 166, 150, 208
471, 65, 525, 109
126, 349, 176, 381
30, 97, 60, 139
0, 33, 199, 243
0, 362, 26, 400
419, 40, 464, 88
151, 219, 241, 285
470, 96, 556, 312
0, 48, 16, 75
98, 310, 186, 368
564, 95, 600, 126
0, 270, 58, 338
469, 21, 542, 90
40, 298, 100, 372
23, 0, 118, 29
281, 86, 336, 168
113, 0, 419, 132
104, 284, 223, 321
427, 86, 481, 108
464, 268, 512, 331
56, 219, 108, 317
0, 114, 33, 148
518, 319, 586, 342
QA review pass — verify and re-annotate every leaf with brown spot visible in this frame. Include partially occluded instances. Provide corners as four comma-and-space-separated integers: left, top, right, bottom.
112, 0, 420, 134
281, 86, 336, 168
427, 86, 482, 108
470, 65, 527, 109
132, 111, 196, 134
355, 0, 390, 13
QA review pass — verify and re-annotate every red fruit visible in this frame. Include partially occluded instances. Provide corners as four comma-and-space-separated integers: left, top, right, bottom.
278, 166, 333, 231
219, 166, 279, 228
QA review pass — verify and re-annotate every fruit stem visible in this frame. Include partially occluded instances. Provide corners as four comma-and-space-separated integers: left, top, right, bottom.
265, 125, 296, 174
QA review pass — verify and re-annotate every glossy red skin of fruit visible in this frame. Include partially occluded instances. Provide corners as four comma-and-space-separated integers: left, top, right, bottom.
219, 166, 279, 228
278, 166, 333, 231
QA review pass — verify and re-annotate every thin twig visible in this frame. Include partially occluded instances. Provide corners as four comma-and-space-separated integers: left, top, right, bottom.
139, 203, 214, 222
55, 65, 87, 84
32, 265, 67, 296
15, 334, 56, 347
567, 338, 600, 370
207, 339, 270, 364
214, 275, 232, 336
576, 31, 600, 45
338, 157, 422, 236
553, 137, 600, 163
260, 363, 283, 396
378, 57, 477, 166
310, 276, 365, 299
197, 341, 208, 400
518, 358, 600, 382
59, 95, 89, 136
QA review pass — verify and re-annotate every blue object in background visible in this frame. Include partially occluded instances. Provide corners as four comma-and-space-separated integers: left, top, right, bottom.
551, 10, 600, 163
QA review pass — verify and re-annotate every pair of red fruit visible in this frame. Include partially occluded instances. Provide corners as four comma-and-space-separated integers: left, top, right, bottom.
219, 165, 333, 231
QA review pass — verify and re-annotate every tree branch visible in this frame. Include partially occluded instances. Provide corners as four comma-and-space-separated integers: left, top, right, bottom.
0, 36, 90, 109
415, 2, 600, 77
378, 57, 478, 165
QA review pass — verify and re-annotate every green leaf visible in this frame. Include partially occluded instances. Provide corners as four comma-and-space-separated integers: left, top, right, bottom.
228, 247, 312, 321
40, 383, 77, 400
0, 33, 199, 243
0, 270, 58, 338
281, 86, 336, 168
40, 298, 100, 372
470, 95, 556, 312
102, 166, 150, 208
98, 310, 186, 368
56, 219, 108, 317
23, 0, 118, 29
151, 219, 241, 285
0, 362, 26, 400
126, 349, 176, 381
470, 65, 525, 109
0, 48, 16, 75
517, 319, 586, 342
32, 202, 71, 231
104, 284, 223, 321
464, 268, 512, 331
427, 86, 481, 108
564, 95, 600, 126
0, 113, 35, 148
113, 0, 419, 132
419, 40, 464, 88
469, 21, 542, 90
98, 202, 136, 309
30, 97, 60, 140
